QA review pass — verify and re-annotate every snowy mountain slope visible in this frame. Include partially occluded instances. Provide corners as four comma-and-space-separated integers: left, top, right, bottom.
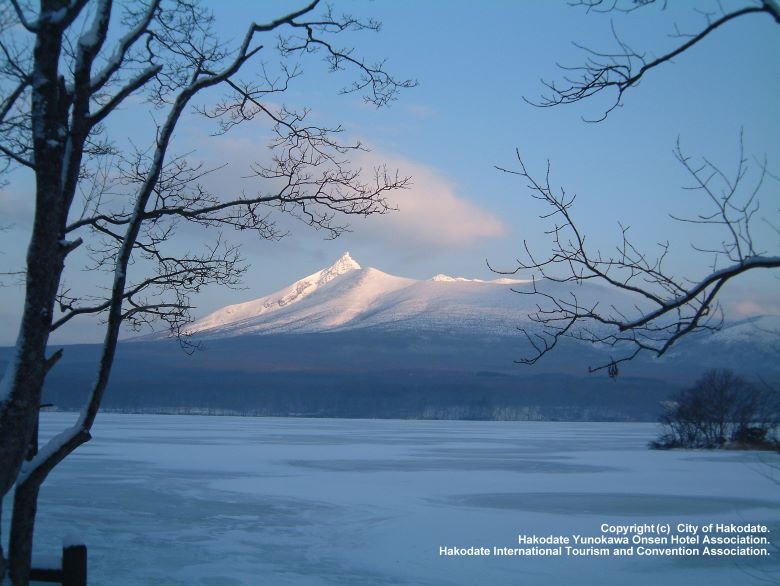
182, 252, 544, 339
189, 251, 363, 333
206, 265, 417, 336
178, 252, 778, 348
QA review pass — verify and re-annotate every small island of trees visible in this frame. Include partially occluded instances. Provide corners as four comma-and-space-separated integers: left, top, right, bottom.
651, 369, 780, 450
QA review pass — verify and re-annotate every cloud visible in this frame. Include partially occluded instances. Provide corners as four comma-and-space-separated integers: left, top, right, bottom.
732, 299, 780, 318
186, 136, 508, 251
353, 151, 508, 250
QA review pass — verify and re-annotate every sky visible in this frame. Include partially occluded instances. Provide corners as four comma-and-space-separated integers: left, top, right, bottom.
0, 0, 778, 345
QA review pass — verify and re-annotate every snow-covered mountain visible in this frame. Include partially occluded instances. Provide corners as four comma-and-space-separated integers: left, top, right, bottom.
152, 252, 778, 363
37, 254, 777, 419
183, 252, 535, 339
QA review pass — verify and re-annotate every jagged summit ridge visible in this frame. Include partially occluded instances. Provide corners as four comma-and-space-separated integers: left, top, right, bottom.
320, 251, 360, 282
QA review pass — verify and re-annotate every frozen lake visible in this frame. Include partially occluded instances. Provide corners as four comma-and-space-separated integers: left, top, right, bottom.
20, 413, 780, 585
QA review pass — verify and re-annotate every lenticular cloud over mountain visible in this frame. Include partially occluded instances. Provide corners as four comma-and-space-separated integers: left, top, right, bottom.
181, 252, 531, 338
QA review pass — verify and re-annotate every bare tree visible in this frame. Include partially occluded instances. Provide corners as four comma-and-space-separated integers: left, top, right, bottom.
0, 1, 413, 583
498, 0, 779, 373
651, 369, 780, 449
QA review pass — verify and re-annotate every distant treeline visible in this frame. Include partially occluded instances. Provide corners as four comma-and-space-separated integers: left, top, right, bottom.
38, 361, 670, 421
3, 329, 752, 422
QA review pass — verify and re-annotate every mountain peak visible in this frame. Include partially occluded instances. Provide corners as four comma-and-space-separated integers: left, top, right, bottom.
328, 251, 360, 273
316, 252, 360, 287
181, 253, 362, 335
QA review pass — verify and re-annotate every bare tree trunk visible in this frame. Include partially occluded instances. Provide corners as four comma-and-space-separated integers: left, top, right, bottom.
8, 482, 41, 586
0, 2, 411, 582
7, 424, 90, 586
1, 501, 6, 582
0, 3, 70, 582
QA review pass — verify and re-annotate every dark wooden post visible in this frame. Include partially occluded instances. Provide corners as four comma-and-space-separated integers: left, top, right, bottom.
62, 543, 87, 586
30, 542, 87, 585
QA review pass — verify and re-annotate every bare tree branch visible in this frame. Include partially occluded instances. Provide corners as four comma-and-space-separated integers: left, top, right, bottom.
8, 0, 38, 33
528, 2, 777, 121
495, 139, 779, 371
505, 1, 779, 376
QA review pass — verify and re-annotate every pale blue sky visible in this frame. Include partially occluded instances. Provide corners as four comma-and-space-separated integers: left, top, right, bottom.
0, 0, 778, 344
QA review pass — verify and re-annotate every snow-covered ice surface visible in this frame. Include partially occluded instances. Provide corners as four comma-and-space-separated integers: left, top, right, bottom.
20, 414, 780, 585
